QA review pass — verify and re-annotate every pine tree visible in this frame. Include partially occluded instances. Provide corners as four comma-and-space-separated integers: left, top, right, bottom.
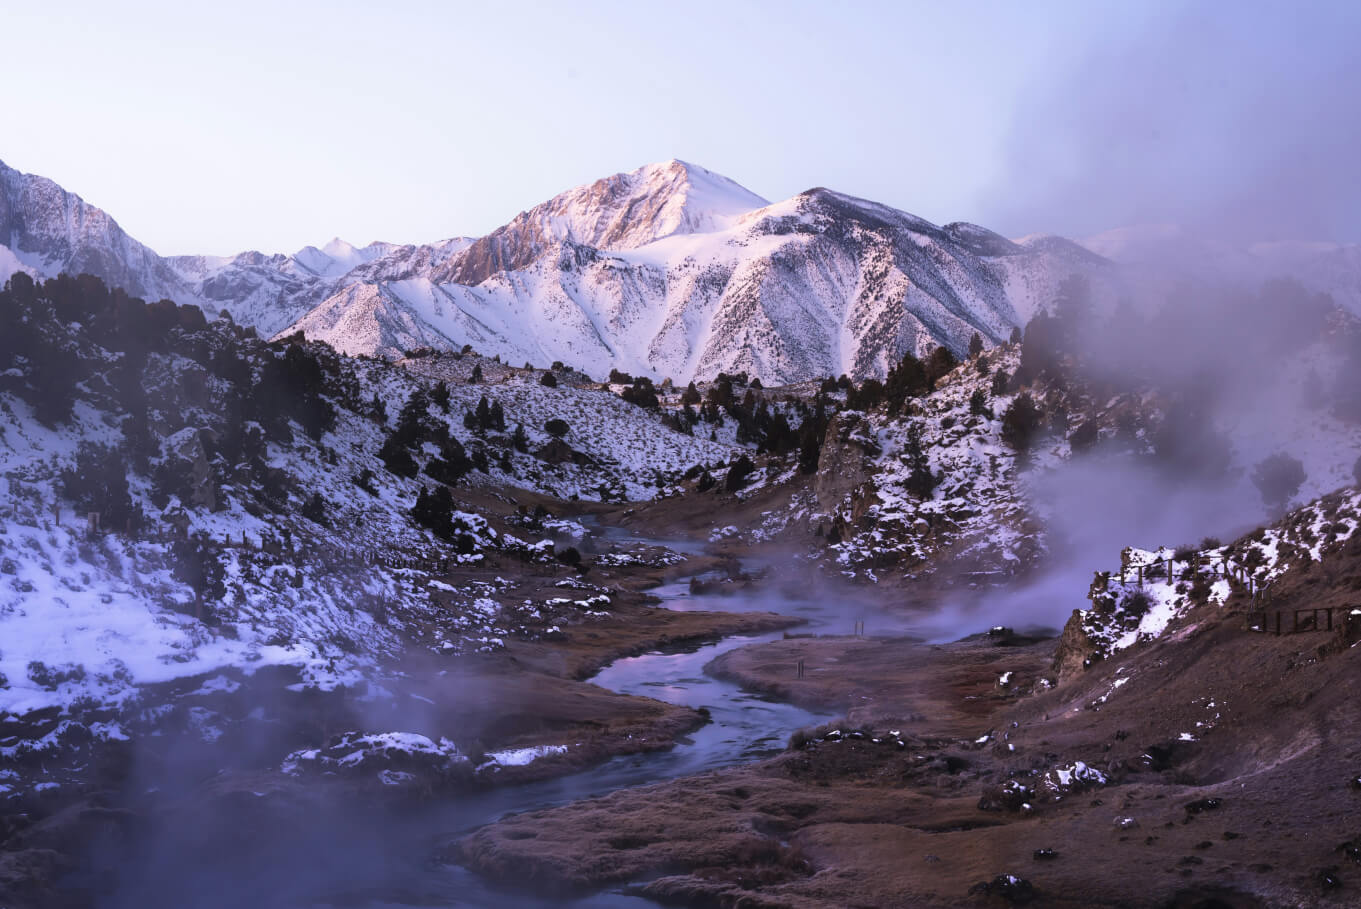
431, 380, 450, 412
902, 422, 939, 499
968, 333, 984, 359
1001, 393, 1043, 452
301, 492, 329, 526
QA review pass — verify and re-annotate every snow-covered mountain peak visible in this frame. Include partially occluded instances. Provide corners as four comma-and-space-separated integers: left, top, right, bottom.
439, 160, 768, 286
292, 236, 395, 278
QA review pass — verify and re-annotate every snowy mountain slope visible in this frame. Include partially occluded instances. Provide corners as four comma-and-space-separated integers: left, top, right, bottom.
0, 159, 473, 338
0, 274, 735, 719
0, 159, 191, 302
441, 159, 768, 286
287, 179, 1106, 383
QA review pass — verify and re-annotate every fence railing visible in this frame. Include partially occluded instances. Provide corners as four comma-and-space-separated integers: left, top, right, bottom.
1245, 606, 1361, 636
1095, 552, 1273, 603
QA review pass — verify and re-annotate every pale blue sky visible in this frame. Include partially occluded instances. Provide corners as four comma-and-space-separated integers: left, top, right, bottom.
4, 1, 1356, 255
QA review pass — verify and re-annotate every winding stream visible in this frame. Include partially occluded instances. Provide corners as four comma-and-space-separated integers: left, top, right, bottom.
94, 528, 907, 908
347, 529, 924, 908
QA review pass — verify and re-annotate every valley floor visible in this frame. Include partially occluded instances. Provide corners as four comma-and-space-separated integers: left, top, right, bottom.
4, 505, 1361, 909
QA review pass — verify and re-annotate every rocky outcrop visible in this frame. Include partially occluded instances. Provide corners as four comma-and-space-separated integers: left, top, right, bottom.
159, 428, 218, 512
814, 412, 879, 518
1051, 609, 1098, 679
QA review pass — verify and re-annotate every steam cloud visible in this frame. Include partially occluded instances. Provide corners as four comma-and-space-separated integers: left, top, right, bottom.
986, 0, 1361, 244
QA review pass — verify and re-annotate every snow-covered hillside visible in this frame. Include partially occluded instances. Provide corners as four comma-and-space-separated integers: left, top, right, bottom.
0, 275, 731, 719
1060, 488, 1361, 670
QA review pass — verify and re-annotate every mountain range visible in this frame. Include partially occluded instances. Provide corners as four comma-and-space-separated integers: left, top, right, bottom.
4, 157, 1359, 384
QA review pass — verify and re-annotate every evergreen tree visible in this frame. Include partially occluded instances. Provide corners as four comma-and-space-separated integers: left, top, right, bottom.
968, 333, 984, 358
1001, 393, 1043, 452
902, 422, 939, 499
924, 346, 958, 389
725, 454, 756, 492
378, 436, 419, 477
431, 380, 450, 412
797, 398, 829, 474
539, 371, 558, 388
61, 443, 139, 531
884, 351, 928, 415
300, 492, 329, 526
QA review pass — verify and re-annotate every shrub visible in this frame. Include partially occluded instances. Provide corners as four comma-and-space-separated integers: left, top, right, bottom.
968, 389, 989, 417
61, 443, 139, 531
725, 454, 756, 492
301, 492, 329, 526
620, 377, 659, 409
544, 418, 569, 438
378, 437, 419, 477
1122, 590, 1152, 616
28, 661, 87, 690
539, 371, 557, 388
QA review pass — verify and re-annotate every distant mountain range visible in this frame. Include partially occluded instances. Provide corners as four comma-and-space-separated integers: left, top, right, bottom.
4, 157, 1358, 383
